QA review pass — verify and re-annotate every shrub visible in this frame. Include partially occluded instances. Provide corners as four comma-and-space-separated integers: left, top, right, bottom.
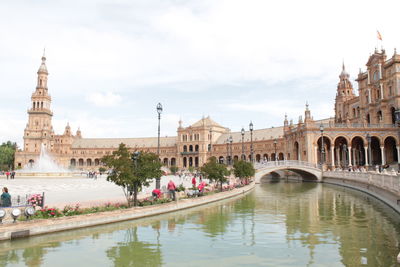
27, 194, 43, 208
170, 166, 179, 174
35, 207, 63, 219
176, 183, 185, 192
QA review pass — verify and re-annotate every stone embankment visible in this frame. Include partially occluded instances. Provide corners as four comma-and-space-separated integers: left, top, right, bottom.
323, 170, 400, 213
0, 182, 255, 241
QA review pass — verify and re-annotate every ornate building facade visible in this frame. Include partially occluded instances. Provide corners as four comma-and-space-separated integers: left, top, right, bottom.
15, 48, 400, 170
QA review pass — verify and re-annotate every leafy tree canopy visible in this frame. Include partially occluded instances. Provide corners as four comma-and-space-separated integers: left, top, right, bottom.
200, 156, 230, 191
101, 143, 162, 206
233, 160, 255, 179
0, 141, 17, 170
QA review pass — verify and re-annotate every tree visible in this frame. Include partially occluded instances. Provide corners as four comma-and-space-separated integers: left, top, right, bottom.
0, 141, 17, 170
101, 143, 162, 207
169, 166, 178, 175
200, 156, 230, 191
233, 160, 255, 183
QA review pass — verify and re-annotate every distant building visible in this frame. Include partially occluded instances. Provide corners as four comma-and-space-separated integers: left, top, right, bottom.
14, 48, 400, 170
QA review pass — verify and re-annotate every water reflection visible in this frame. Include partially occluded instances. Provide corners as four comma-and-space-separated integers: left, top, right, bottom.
106, 228, 162, 267
0, 182, 399, 266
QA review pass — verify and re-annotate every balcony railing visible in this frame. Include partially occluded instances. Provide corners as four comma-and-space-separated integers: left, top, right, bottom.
180, 151, 199, 155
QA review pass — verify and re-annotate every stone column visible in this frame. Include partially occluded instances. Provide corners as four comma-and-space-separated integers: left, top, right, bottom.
314, 146, 318, 164
381, 146, 386, 165
364, 146, 369, 166
348, 147, 352, 167
397, 146, 400, 164
331, 146, 335, 168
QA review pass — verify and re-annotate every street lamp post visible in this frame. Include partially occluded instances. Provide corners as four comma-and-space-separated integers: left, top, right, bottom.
229, 135, 233, 165
226, 138, 229, 165
274, 138, 277, 162
209, 128, 212, 157
366, 133, 372, 171
241, 127, 245, 160
156, 103, 162, 189
320, 124, 325, 166
249, 121, 254, 163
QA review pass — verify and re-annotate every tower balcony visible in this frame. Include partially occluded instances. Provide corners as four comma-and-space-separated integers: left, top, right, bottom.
180, 151, 199, 155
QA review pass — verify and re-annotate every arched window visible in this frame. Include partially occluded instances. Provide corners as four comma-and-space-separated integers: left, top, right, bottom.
41, 102, 43, 108
195, 145, 199, 152
33, 102, 36, 109
189, 145, 193, 152
183, 145, 187, 152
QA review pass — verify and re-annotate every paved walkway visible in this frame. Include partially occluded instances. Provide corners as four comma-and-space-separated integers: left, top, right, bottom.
0, 174, 200, 208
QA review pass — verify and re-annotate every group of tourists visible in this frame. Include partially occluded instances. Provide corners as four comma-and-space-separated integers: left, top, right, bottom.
87, 171, 98, 179
151, 176, 209, 201
1, 171, 16, 179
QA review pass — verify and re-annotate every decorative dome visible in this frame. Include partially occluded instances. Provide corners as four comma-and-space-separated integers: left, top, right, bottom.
339, 62, 349, 79
37, 50, 48, 74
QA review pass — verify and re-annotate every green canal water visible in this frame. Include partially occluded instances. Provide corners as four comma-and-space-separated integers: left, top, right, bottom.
1, 181, 400, 267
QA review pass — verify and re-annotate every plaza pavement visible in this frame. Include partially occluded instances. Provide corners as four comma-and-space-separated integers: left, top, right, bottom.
0, 174, 198, 208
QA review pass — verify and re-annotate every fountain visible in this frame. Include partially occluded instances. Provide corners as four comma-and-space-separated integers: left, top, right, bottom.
17, 144, 75, 177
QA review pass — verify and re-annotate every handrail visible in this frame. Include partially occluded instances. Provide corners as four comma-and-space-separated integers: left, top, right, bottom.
254, 160, 319, 170
324, 170, 400, 195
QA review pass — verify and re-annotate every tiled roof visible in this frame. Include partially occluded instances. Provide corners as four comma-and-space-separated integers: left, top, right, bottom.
72, 136, 176, 149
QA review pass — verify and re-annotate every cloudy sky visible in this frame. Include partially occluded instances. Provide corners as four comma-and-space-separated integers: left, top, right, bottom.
1, 0, 399, 147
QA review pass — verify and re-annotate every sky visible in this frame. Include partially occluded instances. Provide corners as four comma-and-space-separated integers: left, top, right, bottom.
1, 0, 400, 147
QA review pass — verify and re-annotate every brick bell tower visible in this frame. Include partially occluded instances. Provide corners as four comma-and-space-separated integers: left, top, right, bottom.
23, 51, 55, 154
334, 62, 355, 123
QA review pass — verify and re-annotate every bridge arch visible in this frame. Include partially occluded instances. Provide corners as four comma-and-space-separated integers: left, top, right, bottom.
255, 161, 322, 183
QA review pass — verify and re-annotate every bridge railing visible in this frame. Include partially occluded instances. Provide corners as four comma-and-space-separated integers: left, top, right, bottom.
324, 170, 400, 195
254, 160, 319, 170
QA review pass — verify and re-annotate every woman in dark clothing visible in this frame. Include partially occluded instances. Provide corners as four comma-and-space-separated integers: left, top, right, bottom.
1, 187, 11, 207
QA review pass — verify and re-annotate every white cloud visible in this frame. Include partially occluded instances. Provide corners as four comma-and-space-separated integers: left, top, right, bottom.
86, 92, 122, 107
0, 0, 399, 143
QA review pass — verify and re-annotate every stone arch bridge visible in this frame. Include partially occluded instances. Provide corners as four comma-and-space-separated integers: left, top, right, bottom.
254, 160, 323, 183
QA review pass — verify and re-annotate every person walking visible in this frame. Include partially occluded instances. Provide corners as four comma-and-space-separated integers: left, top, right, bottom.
5, 171, 10, 180
1, 187, 11, 207
167, 180, 176, 201
191, 176, 197, 189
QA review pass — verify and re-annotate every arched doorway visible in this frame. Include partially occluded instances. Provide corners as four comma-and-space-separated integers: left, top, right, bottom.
233, 155, 239, 162
334, 137, 348, 168
70, 159, 76, 167
87, 158, 92, 166
384, 136, 397, 164
183, 157, 187, 168
294, 142, 299, 160
28, 159, 35, 168
78, 158, 84, 166
195, 157, 199, 167
317, 136, 331, 165
256, 154, 261, 162
170, 158, 176, 166
351, 136, 365, 166
370, 136, 382, 165
271, 153, 276, 161
263, 154, 268, 161
163, 158, 168, 166
278, 153, 284, 160
219, 156, 224, 164
189, 157, 193, 167
94, 159, 100, 166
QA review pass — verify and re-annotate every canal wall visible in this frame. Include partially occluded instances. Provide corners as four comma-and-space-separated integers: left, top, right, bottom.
0, 182, 255, 241
323, 171, 400, 214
